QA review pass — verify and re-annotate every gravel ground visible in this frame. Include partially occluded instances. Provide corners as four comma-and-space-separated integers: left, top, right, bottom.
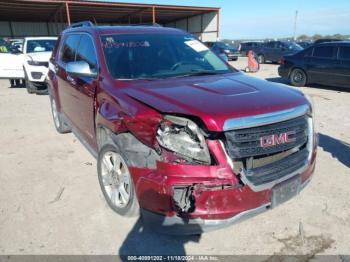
0, 57, 349, 257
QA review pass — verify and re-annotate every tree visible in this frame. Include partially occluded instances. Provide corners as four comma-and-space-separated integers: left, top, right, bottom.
297, 34, 309, 41
312, 34, 323, 40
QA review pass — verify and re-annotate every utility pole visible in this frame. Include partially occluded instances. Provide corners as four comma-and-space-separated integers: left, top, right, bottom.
293, 10, 298, 41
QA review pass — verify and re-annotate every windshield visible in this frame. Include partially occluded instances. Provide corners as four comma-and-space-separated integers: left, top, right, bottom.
216, 42, 236, 50
285, 42, 303, 51
101, 34, 233, 80
26, 39, 56, 53
216, 42, 229, 48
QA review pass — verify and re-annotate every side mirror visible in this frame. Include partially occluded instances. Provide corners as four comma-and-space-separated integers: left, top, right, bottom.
66, 61, 97, 78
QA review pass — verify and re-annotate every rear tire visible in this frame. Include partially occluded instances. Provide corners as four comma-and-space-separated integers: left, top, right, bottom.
97, 143, 140, 217
257, 54, 265, 64
49, 94, 71, 134
290, 68, 307, 87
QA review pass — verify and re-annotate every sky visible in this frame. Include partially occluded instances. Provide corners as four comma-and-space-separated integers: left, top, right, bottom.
99, 0, 350, 39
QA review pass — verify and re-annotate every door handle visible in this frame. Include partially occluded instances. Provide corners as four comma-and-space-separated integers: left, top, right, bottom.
67, 75, 73, 82
66, 75, 76, 85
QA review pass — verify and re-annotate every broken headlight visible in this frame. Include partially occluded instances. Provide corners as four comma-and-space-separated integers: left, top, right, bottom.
156, 115, 211, 164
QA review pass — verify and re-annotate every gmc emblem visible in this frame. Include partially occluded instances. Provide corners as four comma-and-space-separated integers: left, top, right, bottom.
260, 131, 296, 148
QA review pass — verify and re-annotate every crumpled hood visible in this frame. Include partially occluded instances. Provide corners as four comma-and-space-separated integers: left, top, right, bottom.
123, 72, 308, 131
26, 51, 52, 62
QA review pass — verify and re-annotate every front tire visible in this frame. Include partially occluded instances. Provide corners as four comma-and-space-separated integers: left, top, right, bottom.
49, 94, 71, 134
97, 144, 139, 217
290, 68, 307, 87
24, 70, 34, 94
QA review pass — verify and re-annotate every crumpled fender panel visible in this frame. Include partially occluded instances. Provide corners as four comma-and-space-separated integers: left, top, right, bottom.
96, 90, 163, 147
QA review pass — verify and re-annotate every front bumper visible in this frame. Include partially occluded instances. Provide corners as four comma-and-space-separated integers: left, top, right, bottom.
24, 64, 49, 82
141, 174, 313, 235
131, 137, 317, 234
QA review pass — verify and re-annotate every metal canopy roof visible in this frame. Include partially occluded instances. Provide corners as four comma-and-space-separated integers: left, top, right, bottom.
0, 0, 220, 25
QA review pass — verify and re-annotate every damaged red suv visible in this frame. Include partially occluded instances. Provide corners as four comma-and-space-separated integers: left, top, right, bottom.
48, 22, 317, 234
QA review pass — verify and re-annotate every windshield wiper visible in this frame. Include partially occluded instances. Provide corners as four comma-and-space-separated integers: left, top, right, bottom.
119, 71, 225, 81
170, 70, 224, 78
119, 77, 160, 81
189, 70, 223, 76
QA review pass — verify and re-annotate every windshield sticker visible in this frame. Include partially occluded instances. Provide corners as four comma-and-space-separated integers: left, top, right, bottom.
185, 40, 209, 52
103, 39, 151, 49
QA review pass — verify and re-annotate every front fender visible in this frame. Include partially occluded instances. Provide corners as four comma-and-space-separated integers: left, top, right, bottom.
96, 92, 163, 148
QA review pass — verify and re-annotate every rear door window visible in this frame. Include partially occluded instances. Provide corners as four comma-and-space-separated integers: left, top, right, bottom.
76, 34, 97, 72
313, 46, 334, 58
304, 47, 313, 57
338, 46, 350, 60
60, 34, 81, 63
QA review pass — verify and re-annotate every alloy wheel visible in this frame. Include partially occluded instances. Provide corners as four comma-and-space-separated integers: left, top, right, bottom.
100, 151, 131, 208
293, 70, 305, 84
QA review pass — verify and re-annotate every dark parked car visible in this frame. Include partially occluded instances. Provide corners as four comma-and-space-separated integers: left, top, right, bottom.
279, 41, 350, 88
256, 41, 303, 64
48, 22, 316, 234
298, 41, 314, 49
238, 41, 263, 56
313, 39, 342, 45
205, 41, 239, 61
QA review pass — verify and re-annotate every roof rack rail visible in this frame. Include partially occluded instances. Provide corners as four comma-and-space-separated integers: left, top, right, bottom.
125, 23, 162, 27
69, 21, 94, 28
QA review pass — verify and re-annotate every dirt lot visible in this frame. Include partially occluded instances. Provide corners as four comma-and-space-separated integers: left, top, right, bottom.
0, 57, 349, 257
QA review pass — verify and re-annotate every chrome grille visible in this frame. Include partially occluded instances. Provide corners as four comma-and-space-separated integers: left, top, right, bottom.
223, 114, 311, 191
224, 116, 308, 159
